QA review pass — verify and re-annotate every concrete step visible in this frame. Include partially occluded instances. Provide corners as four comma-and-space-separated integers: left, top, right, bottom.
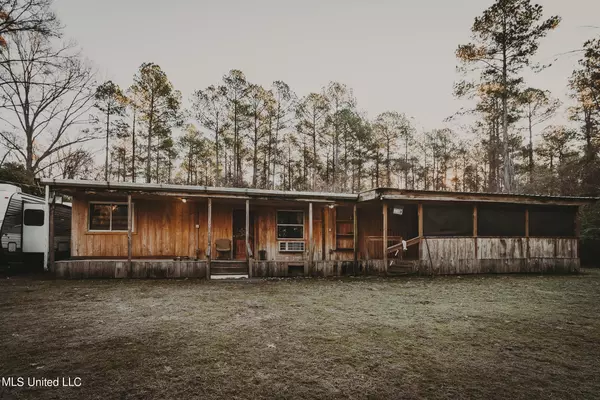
211, 274, 249, 280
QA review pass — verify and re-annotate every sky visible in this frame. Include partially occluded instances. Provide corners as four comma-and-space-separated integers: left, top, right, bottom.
52, 0, 599, 139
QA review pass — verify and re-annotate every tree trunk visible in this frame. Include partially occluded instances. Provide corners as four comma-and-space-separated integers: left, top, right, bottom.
386, 137, 391, 187
252, 114, 258, 187
215, 117, 220, 186
105, 105, 110, 181
501, 18, 512, 193
146, 94, 155, 183
528, 112, 534, 183
132, 107, 136, 182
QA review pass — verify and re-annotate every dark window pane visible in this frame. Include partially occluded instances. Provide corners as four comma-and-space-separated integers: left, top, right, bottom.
278, 226, 304, 239
111, 204, 129, 231
89, 204, 111, 230
24, 209, 44, 226
478, 205, 525, 236
277, 211, 303, 225
529, 206, 576, 237
423, 205, 473, 236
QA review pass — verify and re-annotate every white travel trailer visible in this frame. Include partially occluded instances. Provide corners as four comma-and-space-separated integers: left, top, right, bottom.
0, 184, 70, 272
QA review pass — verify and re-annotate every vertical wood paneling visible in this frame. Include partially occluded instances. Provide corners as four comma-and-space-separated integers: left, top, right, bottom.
477, 238, 526, 259
528, 238, 555, 258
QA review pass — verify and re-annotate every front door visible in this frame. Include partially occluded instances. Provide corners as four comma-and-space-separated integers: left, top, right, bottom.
22, 203, 46, 253
232, 209, 254, 260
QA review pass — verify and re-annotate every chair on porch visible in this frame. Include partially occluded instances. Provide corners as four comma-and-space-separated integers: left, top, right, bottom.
215, 239, 232, 260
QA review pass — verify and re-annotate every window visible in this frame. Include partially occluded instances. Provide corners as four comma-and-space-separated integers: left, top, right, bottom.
24, 209, 44, 226
529, 206, 576, 237
423, 205, 473, 236
89, 203, 133, 232
477, 204, 525, 237
277, 211, 304, 239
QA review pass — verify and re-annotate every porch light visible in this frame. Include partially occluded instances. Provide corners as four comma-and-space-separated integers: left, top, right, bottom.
181, 198, 187, 203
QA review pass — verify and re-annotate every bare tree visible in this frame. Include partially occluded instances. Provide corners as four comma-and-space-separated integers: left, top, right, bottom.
0, 32, 96, 176
0, 0, 60, 48
41, 145, 94, 179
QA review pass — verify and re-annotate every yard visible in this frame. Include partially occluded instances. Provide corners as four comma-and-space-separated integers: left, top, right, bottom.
1, 271, 600, 400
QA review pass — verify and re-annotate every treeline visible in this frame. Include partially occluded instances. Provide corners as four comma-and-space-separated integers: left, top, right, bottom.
0, 0, 598, 200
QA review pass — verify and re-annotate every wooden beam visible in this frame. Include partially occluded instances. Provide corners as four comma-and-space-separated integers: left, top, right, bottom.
207, 198, 212, 279
353, 204, 358, 268
127, 193, 132, 276
524, 207, 529, 237
525, 207, 530, 261
321, 207, 326, 261
383, 202, 388, 271
308, 202, 313, 275
43, 185, 49, 271
418, 203, 423, 261
473, 204, 478, 260
48, 193, 55, 272
418, 203, 423, 237
473, 204, 478, 237
246, 199, 252, 278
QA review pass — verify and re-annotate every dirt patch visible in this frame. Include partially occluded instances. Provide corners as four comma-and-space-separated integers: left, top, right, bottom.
1, 271, 600, 399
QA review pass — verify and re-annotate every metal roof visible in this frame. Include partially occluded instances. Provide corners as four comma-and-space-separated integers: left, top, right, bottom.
40, 179, 597, 206
39, 179, 359, 201
358, 188, 598, 205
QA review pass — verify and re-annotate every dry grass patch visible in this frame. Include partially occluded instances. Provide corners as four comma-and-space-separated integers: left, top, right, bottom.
1, 271, 600, 399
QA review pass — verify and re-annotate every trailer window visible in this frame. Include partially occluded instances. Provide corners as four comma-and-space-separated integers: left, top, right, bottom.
277, 211, 304, 239
89, 203, 133, 231
24, 209, 44, 226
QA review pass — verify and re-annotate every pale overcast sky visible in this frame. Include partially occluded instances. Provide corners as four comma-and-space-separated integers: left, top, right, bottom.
54, 0, 599, 135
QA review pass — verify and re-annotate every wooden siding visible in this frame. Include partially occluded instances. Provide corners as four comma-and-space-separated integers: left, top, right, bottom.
477, 238, 526, 259
419, 237, 579, 274
70, 195, 356, 262
73, 194, 199, 258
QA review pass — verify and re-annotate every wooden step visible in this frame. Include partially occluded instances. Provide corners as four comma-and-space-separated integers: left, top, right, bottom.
210, 262, 248, 275
388, 261, 415, 275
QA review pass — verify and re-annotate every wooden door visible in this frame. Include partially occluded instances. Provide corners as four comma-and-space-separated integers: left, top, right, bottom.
232, 209, 254, 260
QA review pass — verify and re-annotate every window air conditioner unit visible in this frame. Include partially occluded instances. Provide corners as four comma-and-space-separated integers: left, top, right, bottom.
279, 241, 305, 252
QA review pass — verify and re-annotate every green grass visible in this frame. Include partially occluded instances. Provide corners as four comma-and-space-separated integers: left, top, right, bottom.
1, 271, 600, 399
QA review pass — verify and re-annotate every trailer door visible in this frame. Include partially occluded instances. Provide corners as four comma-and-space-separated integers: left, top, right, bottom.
22, 204, 45, 253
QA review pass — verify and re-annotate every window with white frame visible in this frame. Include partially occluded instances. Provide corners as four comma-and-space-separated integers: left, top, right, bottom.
277, 210, 304, 239
89, 202, 133, 232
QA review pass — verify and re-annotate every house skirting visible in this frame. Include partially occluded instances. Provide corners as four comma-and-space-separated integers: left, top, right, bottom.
54, 260, 208, 279
53, 257, 578, 279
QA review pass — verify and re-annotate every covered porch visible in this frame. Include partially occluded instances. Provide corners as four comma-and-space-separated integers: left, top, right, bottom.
46, 181, 364, 279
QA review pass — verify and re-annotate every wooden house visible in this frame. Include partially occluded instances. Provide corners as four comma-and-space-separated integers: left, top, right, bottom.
40, 179, 596, 279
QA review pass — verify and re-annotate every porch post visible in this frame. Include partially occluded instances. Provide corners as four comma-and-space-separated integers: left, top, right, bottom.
473, 204, 478, 260
48, 192, 55, 272
308, 202, 313, 275
127, 194, 132, 275
418, 203, 424, 263
353, 204, 358, 271
525, 207, 530, 261
43, 185, 50, 271
383, 202, 388, 273
246, 199, 252, 277
207, 198, 212, 279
